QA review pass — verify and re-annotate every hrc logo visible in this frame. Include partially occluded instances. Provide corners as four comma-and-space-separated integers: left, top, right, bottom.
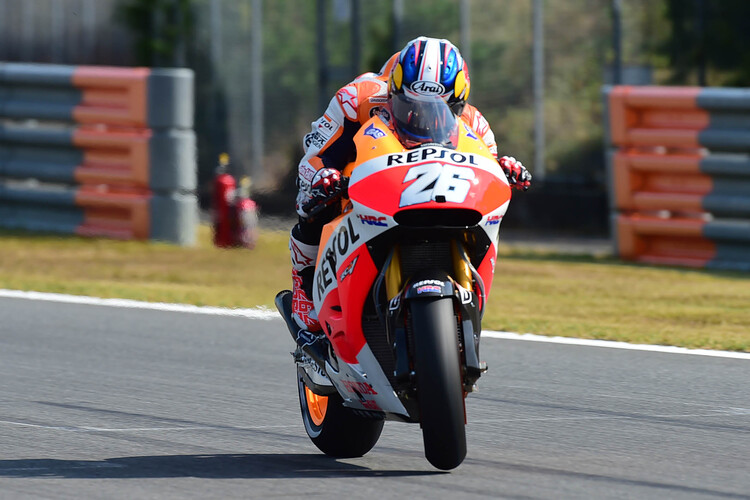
357, 214, 387, 227
485, 215, 503, 226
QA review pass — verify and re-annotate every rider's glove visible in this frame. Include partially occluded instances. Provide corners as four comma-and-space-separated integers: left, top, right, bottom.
299, 168, 347, 218
499, 156, 532, 191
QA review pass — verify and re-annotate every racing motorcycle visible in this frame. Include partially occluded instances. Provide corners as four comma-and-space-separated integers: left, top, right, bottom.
276, 94, 512, 470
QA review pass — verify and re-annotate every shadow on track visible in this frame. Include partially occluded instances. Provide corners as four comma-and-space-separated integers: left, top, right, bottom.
0, 454, 443, 479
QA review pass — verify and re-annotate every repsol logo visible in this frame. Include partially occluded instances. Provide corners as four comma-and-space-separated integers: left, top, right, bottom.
315, 217, 361, 301
316, 117, 336, 138
411, 80, 446, 95
386, 148, 479, 167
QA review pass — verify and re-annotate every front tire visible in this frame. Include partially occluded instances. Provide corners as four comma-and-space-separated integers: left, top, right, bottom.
411, 297, 467, 470
298, 370, 384, 458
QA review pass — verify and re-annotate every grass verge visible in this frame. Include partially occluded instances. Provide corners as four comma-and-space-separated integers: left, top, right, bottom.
1, 226, 748, 352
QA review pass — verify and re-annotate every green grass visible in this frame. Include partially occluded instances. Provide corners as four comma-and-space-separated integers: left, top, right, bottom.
0, 226, 290, 308
1, 226, 748, 352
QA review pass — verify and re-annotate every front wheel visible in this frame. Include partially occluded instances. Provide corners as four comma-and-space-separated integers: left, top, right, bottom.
298, 370, 384, 458
411, 297, 467, 470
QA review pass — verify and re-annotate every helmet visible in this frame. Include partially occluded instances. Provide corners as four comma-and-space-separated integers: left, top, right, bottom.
389, 37, 471, 116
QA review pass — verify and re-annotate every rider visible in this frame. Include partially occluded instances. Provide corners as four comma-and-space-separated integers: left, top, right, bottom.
290, 36, 532, 332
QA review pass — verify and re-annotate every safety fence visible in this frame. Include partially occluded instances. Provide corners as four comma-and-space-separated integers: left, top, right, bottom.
605, 85, 750, 270
0, 62, 197, 245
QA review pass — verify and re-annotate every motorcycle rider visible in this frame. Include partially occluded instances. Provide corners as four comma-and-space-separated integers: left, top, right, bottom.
290, 36, 532, 332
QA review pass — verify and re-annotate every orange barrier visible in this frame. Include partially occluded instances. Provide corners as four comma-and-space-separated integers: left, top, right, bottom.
0, 62, 197, 245
75, 187, 150, 240
615, 214, 715, 268
73, 127, 152, 189
72, 67, 151, 127
605, 85, 750, 270
612, 152, 709, 214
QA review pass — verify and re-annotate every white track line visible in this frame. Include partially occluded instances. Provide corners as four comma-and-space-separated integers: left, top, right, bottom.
482, 331, 750, 360
2, 289, 749, 360
0, 288, 277, 320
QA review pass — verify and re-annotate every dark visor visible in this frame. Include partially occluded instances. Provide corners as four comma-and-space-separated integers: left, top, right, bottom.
391, 93, 459, 149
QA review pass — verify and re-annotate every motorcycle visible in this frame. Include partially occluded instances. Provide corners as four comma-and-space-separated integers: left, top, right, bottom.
276, 95, 512, 470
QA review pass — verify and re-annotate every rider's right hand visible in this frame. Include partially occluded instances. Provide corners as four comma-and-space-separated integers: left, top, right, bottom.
299, 168, 347, 218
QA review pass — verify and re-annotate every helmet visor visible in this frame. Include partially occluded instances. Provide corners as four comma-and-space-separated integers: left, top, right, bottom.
391, 93, 459, 149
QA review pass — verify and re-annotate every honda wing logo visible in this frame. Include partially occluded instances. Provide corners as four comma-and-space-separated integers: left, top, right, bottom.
364, 123, 386, 139
340, 256, 358, 281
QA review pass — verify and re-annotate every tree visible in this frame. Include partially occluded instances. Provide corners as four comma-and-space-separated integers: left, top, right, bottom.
663, 0, 750, 86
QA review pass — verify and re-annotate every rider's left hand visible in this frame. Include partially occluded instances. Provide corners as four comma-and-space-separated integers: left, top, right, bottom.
499, 156, 532, 191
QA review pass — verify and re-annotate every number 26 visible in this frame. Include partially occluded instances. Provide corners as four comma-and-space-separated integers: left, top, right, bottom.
399, 163, 475, 207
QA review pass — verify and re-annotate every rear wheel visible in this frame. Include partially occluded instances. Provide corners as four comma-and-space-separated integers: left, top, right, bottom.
298, 370, 384, 458
411, 297, 466, 470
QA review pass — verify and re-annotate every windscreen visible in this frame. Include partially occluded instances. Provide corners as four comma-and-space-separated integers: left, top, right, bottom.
391, 93, 459, 150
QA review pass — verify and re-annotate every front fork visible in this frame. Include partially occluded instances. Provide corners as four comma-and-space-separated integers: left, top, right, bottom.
383, 240, 488, 398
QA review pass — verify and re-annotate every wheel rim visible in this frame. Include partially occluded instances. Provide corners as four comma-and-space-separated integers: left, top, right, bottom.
305, 386, 329, 426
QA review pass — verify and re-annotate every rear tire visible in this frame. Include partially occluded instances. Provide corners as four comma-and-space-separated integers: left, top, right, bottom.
411, 297, 466, 470
298, 371, 384, 458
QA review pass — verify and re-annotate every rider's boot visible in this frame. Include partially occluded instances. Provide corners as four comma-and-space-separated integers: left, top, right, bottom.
289, 231, 322, 333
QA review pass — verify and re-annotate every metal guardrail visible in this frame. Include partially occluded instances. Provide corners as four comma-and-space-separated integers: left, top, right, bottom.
0, 62, 197, 245
604, 85, 750, 270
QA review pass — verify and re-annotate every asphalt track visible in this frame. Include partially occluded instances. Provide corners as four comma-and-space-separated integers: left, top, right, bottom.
1, 296, 749, 499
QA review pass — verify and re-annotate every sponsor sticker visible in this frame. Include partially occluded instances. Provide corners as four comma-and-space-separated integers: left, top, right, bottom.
485, 215, 503, 226
413, 279, 444, 288
457, 285, 473, 304
413, 279, 445, 294
364, 123, 386, 140
342, 380, 378, 396
417, 285, 442, 294
315, 217, 362, 302
304, 131, 327, 150
315, 116, 336, 139
340, 256, 358, 281
370, 106, 392, 123
410, 80, 446, 96
464, 123, 479, 140
298, 162, 317, 183
361, 400, 381, 410
386, 148, 479, 166
388, 295, 401, 311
